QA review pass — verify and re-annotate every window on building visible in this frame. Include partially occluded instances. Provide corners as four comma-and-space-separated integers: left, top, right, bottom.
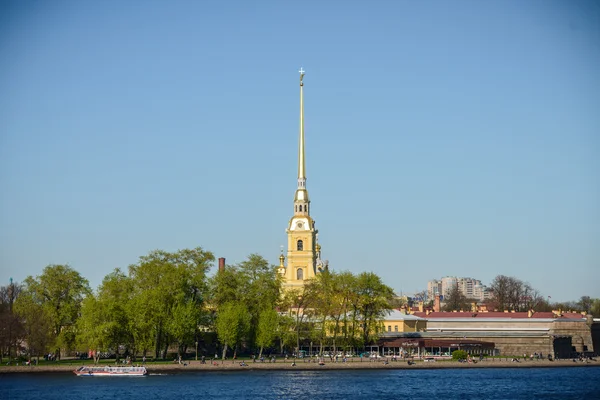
297, 240, 303, 251
388, 325, 391, 332
395, 325, 398, 332
297, 268, 303, 280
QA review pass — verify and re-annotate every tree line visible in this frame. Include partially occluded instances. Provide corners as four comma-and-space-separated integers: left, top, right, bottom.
2, 248, 597, 363
440, 274, 600, 315
0, 247, 395, 363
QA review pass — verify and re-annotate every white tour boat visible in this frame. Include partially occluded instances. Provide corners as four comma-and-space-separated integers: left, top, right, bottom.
73, 365, 148, 376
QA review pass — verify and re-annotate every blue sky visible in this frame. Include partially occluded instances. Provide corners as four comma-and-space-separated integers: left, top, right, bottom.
1, 0, 598, 302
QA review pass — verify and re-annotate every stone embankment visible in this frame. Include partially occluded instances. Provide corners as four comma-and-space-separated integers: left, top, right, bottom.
1, 358, 598, 373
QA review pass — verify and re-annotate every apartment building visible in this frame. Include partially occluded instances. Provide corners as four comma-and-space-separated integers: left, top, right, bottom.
428, 276, 491, 302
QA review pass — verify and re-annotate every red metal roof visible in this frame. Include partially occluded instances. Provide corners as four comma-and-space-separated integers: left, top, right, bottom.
411, 311, 585, 319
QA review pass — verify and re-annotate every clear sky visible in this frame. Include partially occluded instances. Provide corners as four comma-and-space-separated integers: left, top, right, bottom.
1, 0, 598, 302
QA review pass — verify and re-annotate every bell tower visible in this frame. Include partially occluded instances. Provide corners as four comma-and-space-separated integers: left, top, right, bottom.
280, 69, 324, 291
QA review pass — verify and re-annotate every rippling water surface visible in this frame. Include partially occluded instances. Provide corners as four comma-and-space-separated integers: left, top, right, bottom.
2, 367, 599, 399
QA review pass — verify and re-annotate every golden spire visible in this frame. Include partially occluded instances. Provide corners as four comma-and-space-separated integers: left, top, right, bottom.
293, 68, 309, 215
298, 68, 306, 188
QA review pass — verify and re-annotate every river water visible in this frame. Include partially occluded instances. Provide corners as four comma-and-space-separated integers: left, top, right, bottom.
1, 367, 599, 399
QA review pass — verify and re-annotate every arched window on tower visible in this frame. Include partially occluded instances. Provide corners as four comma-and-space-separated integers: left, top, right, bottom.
297, 268, 303, 280
297, 240, 303, 251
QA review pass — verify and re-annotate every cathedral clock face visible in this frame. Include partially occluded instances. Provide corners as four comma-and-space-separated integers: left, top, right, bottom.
296, 221, 304, 229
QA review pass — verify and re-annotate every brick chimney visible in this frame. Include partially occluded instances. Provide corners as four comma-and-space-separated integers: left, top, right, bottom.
434, 294, 441, 313
218, 257, 226, 272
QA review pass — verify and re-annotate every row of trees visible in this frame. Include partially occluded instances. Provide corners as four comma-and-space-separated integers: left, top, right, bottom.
0, 247, 396, 362
203, 254, 395, 359
4, 251, 596, 362
440, 274, 600, 316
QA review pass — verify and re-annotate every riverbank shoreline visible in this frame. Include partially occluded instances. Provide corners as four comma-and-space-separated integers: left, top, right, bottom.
1, 359, 598, 373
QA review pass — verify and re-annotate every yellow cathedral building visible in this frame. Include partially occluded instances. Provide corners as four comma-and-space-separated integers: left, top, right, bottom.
277, 69, 328, 291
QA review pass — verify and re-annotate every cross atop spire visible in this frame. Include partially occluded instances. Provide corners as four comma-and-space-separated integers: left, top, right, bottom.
299, 67, 305, 75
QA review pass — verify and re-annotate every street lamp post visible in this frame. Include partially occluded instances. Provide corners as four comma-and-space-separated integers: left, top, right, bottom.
195, 341, 198, 361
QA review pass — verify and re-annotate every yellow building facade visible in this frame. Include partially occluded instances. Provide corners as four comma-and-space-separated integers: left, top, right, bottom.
381, 310, 427, 334
278, 70, 327, 291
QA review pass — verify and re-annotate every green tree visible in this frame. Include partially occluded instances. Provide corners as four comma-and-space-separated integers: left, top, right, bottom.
128, 247, 214, 359
275, 311, 296, 355
215, 301, 250, 359
304, 270, 357, 356
210, 264, 244, 306
255, 308, 278, 358
76, 296, 105, 363
284, 271, 393, 354
0, 281, 25, 362
351, 272, 394, 347
77, 269, 133, 362
590, 299, 600, 318
280, 286, 314, 356
209, 254, 282, 355
578, 296, 593, 313
336, 272, 362, 351
167, 300, 203, 360
126, 295, 155, 359
304, 271, 335, 354
452, 349, 468, 361
18, 265, 91, 358
237, 254, 282, 350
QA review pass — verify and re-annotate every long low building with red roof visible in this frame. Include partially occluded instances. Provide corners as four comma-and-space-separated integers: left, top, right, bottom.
379, 308, 596, 358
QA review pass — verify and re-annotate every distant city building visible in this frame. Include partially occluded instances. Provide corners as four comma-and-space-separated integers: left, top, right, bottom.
440, 276, 458, 297
473, 282, 492, 301
427, 280, 442, 301
458, 277, 478, 298
428, 276, 491, 302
